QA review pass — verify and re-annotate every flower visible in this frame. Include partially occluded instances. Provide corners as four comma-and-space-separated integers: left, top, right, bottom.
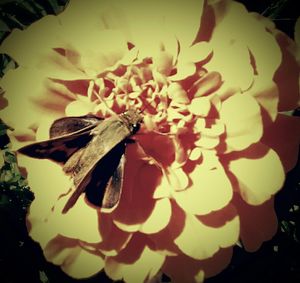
1, 0, 300, 282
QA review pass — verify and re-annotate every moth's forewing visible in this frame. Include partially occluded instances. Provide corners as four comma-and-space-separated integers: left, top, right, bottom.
18, 116, 102, 163
50, 115, 102, 138
61, 118, 131, 213
62, 142, 126, 213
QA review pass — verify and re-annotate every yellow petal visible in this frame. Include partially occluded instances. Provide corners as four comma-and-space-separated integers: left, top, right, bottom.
209, 1, 281, 87
229, 145, 285, 205
17, 156, 72, 214
51, 195, 102, 243
140, 198, 172, 234
28, 219, 59, 249
173, 164, 233, 215
189, 97, 211, 116
62, 247, 104, 278
220, 93, 262, 151
195, 136, 220, 149
65, 98, 96, 116
0, 68, 63, 131
171, 62, 196, 81
0, 15, 61, 67
105, 246, 165, 283
246, 76, 279, 122
180, 42, 213, 63
207, 40, 253, 91
174, 214, 239, 260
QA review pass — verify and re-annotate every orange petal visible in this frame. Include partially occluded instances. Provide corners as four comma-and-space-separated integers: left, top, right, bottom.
97, 213, 132, 255
229, 144, 285, 205
220, 93, 263, 151
261, 113, 300, 172
274, 32, 300, 111
162, 248, 233, 282
233, 194, 278, 252
112, 143, 162, 229
174, 213, 239, 260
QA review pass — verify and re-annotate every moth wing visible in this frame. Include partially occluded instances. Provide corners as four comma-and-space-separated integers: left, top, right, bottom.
62, 142, 126, 213
18, 116, 102, 163
50, 115, 103, 138
101, 153, 125, 211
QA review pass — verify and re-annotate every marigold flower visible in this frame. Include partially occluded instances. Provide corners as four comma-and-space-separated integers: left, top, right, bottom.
1, 0, 300, 282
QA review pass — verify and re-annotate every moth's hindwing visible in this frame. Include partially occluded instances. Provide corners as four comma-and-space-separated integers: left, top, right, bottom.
62, 142, 126, 213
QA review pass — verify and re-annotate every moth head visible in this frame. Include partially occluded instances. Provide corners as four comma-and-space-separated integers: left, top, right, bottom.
120, 108, 143, 134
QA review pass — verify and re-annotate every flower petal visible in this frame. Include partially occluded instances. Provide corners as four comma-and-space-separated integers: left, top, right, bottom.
274, 32, 300, 111
173, 163, 233, 215
220, 93, 263, 151
233, 194, 278, 252
0, 68, 65, 131
229, 144, 285, 205
174, 214, 239, 260
261, 113, 300, 172
18, 156, 72, 215
209, 1, 281, 87
140, 198, 172, 234
44, 236, 104, 279
105, 236, 165, 283
246, 76, 278, 122
51, 195, 102, 243
162, 248, 233, 283
0, 15, 61, 67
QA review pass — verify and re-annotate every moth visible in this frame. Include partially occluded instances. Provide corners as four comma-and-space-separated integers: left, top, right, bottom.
18, 109, 143, 214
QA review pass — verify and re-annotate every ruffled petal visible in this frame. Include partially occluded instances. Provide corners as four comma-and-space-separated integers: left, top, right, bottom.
261, 113, 300, 172
273, 31, 300, 111
0, 16, 61, 67
174, 213, 239, 260
173, 163, 233, 215
50, 195, 102, 243
0, 68, 65, 131
229, 144, 285, 205
97, 214, 132, 256
209, 1, 281, 85
112, 143, 162, 230
140, 198, 172, 234
220, 93, 263, 151
105, 235, 165, 283
44, 236, 104, 279
233, 194, 278, 252
18, 156, 72, 215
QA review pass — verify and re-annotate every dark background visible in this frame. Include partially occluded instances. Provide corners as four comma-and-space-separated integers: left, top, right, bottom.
0, 0, 299, 282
